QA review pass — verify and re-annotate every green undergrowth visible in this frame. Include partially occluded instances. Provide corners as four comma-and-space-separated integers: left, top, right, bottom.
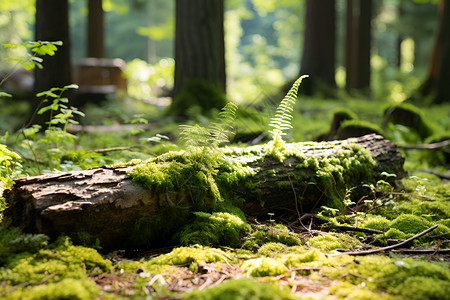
326, 174, 450, 246
0, 232, 111, 299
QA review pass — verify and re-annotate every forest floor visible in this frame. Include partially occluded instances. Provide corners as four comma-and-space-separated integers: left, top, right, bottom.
1, 94, 449, 299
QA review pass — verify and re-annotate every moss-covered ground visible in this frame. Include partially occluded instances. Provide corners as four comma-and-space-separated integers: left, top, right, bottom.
0, 170, 448, 299
1, 93, 449, 299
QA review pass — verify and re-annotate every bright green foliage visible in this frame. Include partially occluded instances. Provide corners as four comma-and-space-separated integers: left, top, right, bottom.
178, 212, 250, 247
4, 278, 99, 300
16, 84, 83, 173
241, 257, 288, 277
2, 41, 62, 71
183, 278, 297, 300
0, 143, 21, 209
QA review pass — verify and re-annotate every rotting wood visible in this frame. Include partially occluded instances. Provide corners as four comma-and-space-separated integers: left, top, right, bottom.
2, 134, 405, 249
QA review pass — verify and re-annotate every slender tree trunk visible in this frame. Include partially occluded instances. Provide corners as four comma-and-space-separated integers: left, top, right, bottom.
33, 0, 72, 126
87, 0, 105, 58
171, 0, 226, 116
345, 0, 372, 94
434, 0, 450, 103
300, 0, 336, 96
417, 0, 450, 103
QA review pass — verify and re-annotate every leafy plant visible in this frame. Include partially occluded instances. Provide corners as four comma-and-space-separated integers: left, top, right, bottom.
19, 84, 83, 173
0, 41, 62, 92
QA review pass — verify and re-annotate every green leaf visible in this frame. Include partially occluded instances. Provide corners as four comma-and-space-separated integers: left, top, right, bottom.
0, 92, 12, 98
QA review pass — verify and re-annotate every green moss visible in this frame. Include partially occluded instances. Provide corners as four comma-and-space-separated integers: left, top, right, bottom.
241, 224, 302, 252
281, 248, 326, 269
306, 233, 362, 251
329, 281, 399, 300
0, 237, 111, 286
257, 242, 286, 256
390, 214, 433, 234
4, 278, 100, 300
241, 257, 288, 277
322, 254, 450, 300
359, 214, 392, 231
149, 245, 234, 265
390, 276, 450, 300
183, 278, 297, 300
177, 212, 250, 247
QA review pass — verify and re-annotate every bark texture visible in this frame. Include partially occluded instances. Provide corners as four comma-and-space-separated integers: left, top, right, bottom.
345, 0, 372, 93
173, 0, 226, 96
33, 0, 72, 125
3, 134, 404, 249
300, 0, 336, 96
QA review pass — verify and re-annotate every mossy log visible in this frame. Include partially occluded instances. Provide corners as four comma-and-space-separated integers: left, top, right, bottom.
3, 134, 405, 249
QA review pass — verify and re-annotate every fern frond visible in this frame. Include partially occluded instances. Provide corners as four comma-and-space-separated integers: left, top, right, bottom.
179, 102, 238, 149
209, 102, 238, 146
268, 75, 308, 139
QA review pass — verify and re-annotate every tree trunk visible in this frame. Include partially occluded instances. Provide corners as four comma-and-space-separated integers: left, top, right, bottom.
416, 0, 450, 103
33, 0, 72, 126
434, 0, 450, 103
171, 0, 227, 116
3, 134, 404, 249
345, 0, 372, 94
300, 0, 336, 96
87, 0, 105, 58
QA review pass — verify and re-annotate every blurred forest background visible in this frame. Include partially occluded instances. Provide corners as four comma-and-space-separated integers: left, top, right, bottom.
0, 0, 448, 157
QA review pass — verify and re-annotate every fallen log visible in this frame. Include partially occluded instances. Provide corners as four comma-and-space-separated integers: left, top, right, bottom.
2, 134, 405, 249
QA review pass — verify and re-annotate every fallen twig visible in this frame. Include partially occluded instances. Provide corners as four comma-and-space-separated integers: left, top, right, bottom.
391, 248, 450, 254
407, 169, 450, 180
334, 225, 383, 235
331, 224, 438, 256
398, 139, 450, 150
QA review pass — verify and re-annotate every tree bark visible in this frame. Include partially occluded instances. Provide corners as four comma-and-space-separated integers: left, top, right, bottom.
345, 0, 372, 94
434, 0, 450, 103
33, 0, 72, 125
416, 0, 450, 103
300, 0, 336, 96
2, 134, 404, 249
171, 0, 227, 116
87, 0, 105, 58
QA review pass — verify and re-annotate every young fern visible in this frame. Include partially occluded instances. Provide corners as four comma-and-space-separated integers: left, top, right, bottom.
179, 102, 238, 149
267, 75, 308, 158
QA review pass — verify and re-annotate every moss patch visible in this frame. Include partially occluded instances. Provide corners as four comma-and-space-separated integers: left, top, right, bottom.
183, 278, 297, 300
241, 257, 288, 277
177, 212, 250, 247
0, 236, 111, 286
4, 278, 100, 300
241, 224, 302, 252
